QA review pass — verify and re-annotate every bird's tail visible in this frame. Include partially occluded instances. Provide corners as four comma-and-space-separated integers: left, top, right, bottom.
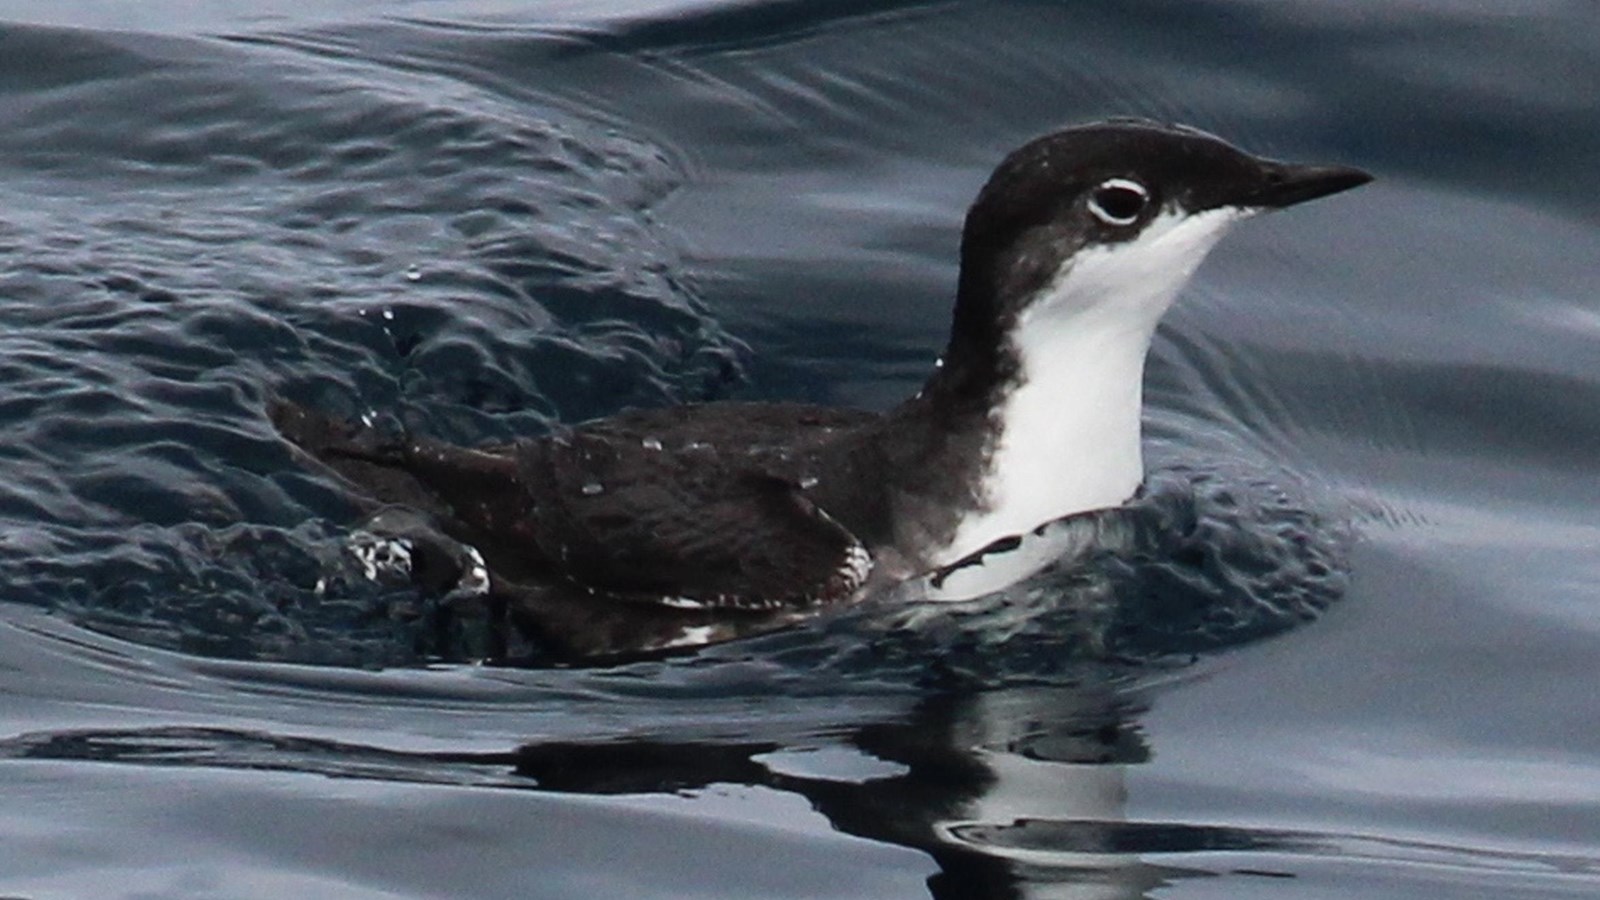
269, 397, 520, 519
268, 397, 401, 465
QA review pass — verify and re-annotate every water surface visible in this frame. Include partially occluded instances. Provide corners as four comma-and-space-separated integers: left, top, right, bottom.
0, 1, 1597, 897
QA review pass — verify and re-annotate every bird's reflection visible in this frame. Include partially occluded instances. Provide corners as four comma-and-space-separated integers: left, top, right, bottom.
0, 679, 1306, 897
508, 686, 1257, 899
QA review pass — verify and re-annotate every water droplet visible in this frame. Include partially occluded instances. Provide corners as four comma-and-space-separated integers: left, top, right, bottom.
799, 476, 819, 490
580, 481, 604, 496
641, 437, 663, 451
381, 308, 395, 320
404, 265, 422, 282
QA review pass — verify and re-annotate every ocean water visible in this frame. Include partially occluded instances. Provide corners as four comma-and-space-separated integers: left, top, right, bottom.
0, 1, 1597, 897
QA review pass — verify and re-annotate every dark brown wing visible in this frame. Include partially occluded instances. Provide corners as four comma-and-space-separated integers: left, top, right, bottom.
272, 399, 878, 611
512, 427, 870, 609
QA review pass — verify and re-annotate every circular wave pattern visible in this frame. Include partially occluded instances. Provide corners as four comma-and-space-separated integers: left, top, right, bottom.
0, 15, 1353, 683
719, 465, 1350, 690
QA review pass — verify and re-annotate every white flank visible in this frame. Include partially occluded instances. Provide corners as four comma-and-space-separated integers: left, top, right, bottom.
926, 207, 1246, 600
662, 625, 718, 649
453, 546, 491, 598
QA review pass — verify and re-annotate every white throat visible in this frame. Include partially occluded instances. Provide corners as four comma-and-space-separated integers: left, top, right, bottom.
926, 207, 1243, 599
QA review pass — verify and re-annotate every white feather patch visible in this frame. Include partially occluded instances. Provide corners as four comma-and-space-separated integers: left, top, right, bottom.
927, 207, 1246, 600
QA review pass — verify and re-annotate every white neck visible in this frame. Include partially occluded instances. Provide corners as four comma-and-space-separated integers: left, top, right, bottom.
929, 207, 1243, 586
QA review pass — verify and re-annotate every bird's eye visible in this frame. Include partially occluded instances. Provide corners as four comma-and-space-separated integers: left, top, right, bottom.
1088, 178, 1148, 226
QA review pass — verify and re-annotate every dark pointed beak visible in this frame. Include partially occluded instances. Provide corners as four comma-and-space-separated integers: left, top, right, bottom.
1247, 160, 1373, 210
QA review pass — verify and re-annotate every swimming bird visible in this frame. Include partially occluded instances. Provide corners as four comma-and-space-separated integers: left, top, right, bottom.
272, 119, 1370, 662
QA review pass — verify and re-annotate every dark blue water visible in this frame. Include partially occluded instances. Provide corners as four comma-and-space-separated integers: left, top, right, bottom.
2, 1, 1598, 897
